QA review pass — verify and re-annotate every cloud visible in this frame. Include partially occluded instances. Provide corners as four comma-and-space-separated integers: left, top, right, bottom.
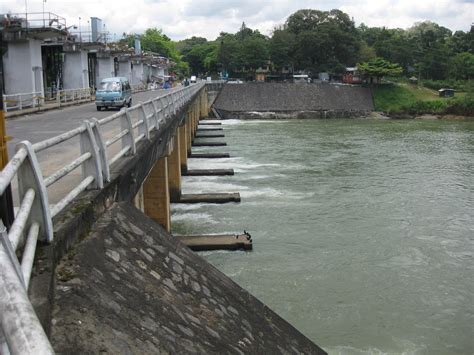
0, 0, 472, 41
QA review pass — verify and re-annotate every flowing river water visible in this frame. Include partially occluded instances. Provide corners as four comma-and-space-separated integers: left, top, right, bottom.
171, 118, 473, 354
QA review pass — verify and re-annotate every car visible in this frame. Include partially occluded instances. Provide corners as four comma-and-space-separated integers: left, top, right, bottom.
95, 77, 132, 111
190, 75, 197, 83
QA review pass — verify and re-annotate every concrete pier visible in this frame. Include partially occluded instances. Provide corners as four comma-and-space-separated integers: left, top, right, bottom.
199, 122, 222, 125
178, 193, 241, 204
177, 233, 252, 251
143, 156, 171, 232
197, 127, 223, 132
189, 152, 230, 158
192, 141, 227, 147
183, 169, 234, 176
167, 136, 182, 202
195, 133, 225, 138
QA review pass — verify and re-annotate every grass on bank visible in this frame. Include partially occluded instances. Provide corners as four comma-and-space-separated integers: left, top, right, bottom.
371, 83, 473, 116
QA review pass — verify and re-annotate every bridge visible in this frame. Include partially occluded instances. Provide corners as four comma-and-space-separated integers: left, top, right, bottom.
0, 81, 326, 353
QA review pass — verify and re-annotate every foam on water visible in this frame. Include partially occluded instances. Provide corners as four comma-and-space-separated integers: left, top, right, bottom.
171, 212, 218, 225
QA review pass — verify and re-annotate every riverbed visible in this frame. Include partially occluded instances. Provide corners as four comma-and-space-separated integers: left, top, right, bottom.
172, 119, 473, 354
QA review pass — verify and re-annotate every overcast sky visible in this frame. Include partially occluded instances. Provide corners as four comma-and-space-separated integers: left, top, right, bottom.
1, 0, 473, 41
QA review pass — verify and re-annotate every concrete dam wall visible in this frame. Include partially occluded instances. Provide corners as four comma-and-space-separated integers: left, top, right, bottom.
213, 83, 374, 119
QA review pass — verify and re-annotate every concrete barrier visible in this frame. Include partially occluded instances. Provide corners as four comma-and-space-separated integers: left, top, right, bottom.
214, 82, 374, 119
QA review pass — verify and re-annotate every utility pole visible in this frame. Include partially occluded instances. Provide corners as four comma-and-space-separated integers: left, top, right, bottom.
0, 32, 15, 229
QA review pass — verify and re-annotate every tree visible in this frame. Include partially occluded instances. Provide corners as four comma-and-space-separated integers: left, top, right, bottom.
357, 57, 403, 83
141, 28, 176, 58
269, 28, 295, 71
238, 36, 269, 72
175, 36, 208, 56
284, 9, 360, 73
448, 52, 474, 80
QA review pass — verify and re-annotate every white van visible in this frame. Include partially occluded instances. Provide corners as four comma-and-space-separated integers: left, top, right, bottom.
190, 75, 197, 83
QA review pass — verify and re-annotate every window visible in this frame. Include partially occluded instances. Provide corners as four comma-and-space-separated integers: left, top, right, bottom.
99, 81, 121, 92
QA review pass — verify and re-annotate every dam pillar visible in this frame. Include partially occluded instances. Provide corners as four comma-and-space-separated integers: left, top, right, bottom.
167, 135, 182, 202
179, 124, 188, 172
201, 90, 208, 116
143, 156, 170, 232
187, 113, 193, 153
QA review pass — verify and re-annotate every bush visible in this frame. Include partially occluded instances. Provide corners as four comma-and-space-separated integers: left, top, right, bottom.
400, 100, 448, 114
421, 79, 468, 92
445, 96, 474, 116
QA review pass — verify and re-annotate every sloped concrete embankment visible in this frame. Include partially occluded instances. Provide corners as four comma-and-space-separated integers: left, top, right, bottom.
51, 202, 326, 354
214, 83, 374, 119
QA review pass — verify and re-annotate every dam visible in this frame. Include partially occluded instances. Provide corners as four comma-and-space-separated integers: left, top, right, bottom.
1, 82, 473, 354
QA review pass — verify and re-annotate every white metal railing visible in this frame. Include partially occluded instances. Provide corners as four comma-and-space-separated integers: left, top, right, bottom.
4, 88, 94, 113
54, 88, 93, 104
0, 81, 206, 353
3, 92, 44, 112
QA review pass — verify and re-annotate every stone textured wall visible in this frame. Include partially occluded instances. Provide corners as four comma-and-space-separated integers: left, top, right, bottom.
51, 203, 326, 354
214, 83, 374, 117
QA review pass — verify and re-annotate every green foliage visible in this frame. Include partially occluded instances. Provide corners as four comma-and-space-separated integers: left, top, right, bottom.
421, 79, 469, 91
173, 8, 472, 82
141, 28, 177, 59
357, 57, 403, 82
372, 83, 474, 116
445, 96, 474, 116
285, 9, 360, 73
448, 52, 474, 80
372, 84, 418, 111
269, 28, 295, 70
400, 100, 449, 114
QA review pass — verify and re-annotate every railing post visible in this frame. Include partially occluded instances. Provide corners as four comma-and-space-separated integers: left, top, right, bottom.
15, 142, 53, 243
159, 97, 168, 121
18, 95, 22, 111
139, 103, 150, 140
120, 109, 136, 155
80, 121, 104, 189
89, 118, 110, 182
151, 99, 160, 130
171, 92, 178, 114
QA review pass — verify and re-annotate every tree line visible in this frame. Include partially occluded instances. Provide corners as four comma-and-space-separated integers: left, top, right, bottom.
122, 8, 473, 83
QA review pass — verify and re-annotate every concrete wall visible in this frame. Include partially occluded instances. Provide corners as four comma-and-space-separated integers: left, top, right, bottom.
151, 66, 165, 81
131, 62, 144, 86
3, 39, 44, 95
118, 60, 132, 82
63, 50, 89, 89
96, 57, 114, 85
143, 64, 151, 83
214, 83, 374, 118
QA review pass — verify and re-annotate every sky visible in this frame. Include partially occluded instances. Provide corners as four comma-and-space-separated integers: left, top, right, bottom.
1, 0, 473, 41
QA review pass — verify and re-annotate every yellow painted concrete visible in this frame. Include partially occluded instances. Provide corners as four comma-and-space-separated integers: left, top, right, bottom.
167, 133, 181, 202
179, 124, 188, 172
143, 156, 170, 232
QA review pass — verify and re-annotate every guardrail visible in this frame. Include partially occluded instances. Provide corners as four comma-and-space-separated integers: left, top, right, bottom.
3, 92, 44, 112
3, 12, 67, 31
0, 81, 206, 353
4, 86, 153, 113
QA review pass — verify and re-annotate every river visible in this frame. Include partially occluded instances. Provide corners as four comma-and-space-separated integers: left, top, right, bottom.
171, 118, 474, 354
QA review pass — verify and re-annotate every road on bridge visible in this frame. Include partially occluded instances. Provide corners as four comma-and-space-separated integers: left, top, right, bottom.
5, 88, 172, 204
6, 89, 168, 150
